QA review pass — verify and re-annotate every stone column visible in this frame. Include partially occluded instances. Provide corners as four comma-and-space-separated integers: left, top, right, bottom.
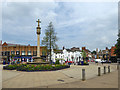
36, 19, 41, 57
37, 34, 40, 57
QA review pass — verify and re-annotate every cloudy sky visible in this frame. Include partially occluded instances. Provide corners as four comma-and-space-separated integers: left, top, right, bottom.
2, 2, 118, 51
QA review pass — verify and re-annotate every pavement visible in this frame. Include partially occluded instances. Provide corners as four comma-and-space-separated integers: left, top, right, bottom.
43, 70, 118, 88
0, 65, 2, 90
1, 63, 119, 88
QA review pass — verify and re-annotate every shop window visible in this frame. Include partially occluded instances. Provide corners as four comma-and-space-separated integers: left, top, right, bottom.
5, 51, 7, 56
7, 51, 10, 56
28, 51, 31, 55
33, 51, 37, 56
11, 51, 15, 55
21, 51, 25, 55
16, 51, 20, 55
2, 51, 5, 56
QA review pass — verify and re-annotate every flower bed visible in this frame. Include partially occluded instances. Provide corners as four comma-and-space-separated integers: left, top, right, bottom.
3, 64, 70, 72
78, 62, 89, 65
3, 64, 18, 70
78, 64, 89, 65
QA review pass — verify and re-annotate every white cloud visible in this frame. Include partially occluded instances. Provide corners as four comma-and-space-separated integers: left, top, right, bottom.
2, 2, 118, 51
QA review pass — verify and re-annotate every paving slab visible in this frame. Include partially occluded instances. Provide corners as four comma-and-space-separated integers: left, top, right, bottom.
0, 65, 2, 90
47, 70, 118, 88
1, 63, 118, 88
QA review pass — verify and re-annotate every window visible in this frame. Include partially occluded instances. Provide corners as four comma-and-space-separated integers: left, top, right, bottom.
5, 51, 7, 56
2, 51, 5, 56
16, 51, 20, 55
7, 51, 10, 56
56, 56, 57, 58
28, 51, 31, 55
33, 51, 37, 56
11, 51, 15, 55
106, 51, 108, 54
42, 51, 46, 56
21, 51, 25, 55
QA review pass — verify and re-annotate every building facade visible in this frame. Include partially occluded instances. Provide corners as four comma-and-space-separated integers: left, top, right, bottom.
82, 47, 92, 60
95, 47, 111, 60
1, 42, 47, 63
110, 46, 117, 63
51, 47, 82, 64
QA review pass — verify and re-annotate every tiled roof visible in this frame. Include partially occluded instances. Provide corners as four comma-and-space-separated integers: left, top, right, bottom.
54, 50, 63, 54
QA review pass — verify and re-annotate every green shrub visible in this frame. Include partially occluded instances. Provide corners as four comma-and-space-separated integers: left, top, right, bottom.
55, 60, 60, 64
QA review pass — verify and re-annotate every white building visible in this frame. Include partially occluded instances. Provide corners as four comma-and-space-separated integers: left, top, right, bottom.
51, 47, 82, 64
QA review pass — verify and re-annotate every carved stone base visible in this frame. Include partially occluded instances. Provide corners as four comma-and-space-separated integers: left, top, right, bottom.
27, 56, 49, 65
33, 57, 43, 63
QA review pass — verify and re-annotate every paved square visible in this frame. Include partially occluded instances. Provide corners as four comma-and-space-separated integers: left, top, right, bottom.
1, 63, 118, 88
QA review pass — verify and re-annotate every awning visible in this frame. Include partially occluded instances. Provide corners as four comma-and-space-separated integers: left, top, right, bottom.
13, 56, 32, 59
21, 56, 32, 59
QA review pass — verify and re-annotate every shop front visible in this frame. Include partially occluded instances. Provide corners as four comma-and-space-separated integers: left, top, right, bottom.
13, 56, 32, 62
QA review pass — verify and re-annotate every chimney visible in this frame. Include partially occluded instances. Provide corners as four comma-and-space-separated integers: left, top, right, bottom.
63, 46, 65, 50
82, 47, 86, 50
106, 47, 108, 50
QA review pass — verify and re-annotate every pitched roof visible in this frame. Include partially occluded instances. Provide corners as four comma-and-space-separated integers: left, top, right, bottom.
54, 50, 63, 54
2, 42, 26, 47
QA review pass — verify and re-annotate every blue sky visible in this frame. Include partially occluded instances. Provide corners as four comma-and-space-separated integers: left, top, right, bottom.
2, 2, 118, 51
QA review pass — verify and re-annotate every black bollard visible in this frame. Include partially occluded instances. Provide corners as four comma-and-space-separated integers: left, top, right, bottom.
104, 66, 106, 74
82, 69, 85, 81
108, 66, 110, 73
98, 67, 101, 76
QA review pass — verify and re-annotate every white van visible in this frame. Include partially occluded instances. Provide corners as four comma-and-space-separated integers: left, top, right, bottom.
95, 59, 102, 63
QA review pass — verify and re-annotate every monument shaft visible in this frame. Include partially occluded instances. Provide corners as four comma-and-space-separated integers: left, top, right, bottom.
37, 34, 40, 57
36, 19, 41, 57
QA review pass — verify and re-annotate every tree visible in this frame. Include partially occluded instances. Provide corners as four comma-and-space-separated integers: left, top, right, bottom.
81, 50, 86, 60
91, 50, 96, 55
114, 33, 120, 58
91, 50, 96, 59
42, 22, 58, 64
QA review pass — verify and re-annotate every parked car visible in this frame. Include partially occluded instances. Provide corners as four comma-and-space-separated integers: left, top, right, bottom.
101, 60, 106, 63
101, 60, 111, 63
91, 60, 95, 62
95, 59, 102, 63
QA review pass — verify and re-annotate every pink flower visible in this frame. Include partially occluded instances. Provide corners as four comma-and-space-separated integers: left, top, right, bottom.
34, 65, 37, 67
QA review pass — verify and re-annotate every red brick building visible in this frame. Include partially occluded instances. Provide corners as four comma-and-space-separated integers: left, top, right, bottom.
110, 46, 116, 57
1, 42, 47, 63
110, 46, 117, 63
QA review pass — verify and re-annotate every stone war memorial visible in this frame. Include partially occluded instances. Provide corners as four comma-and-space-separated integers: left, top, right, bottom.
3, 19, 70, 71
28, 19, 49, 64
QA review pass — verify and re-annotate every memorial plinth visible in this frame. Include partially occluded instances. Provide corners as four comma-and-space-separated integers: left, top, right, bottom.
27, 57, 49, 64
